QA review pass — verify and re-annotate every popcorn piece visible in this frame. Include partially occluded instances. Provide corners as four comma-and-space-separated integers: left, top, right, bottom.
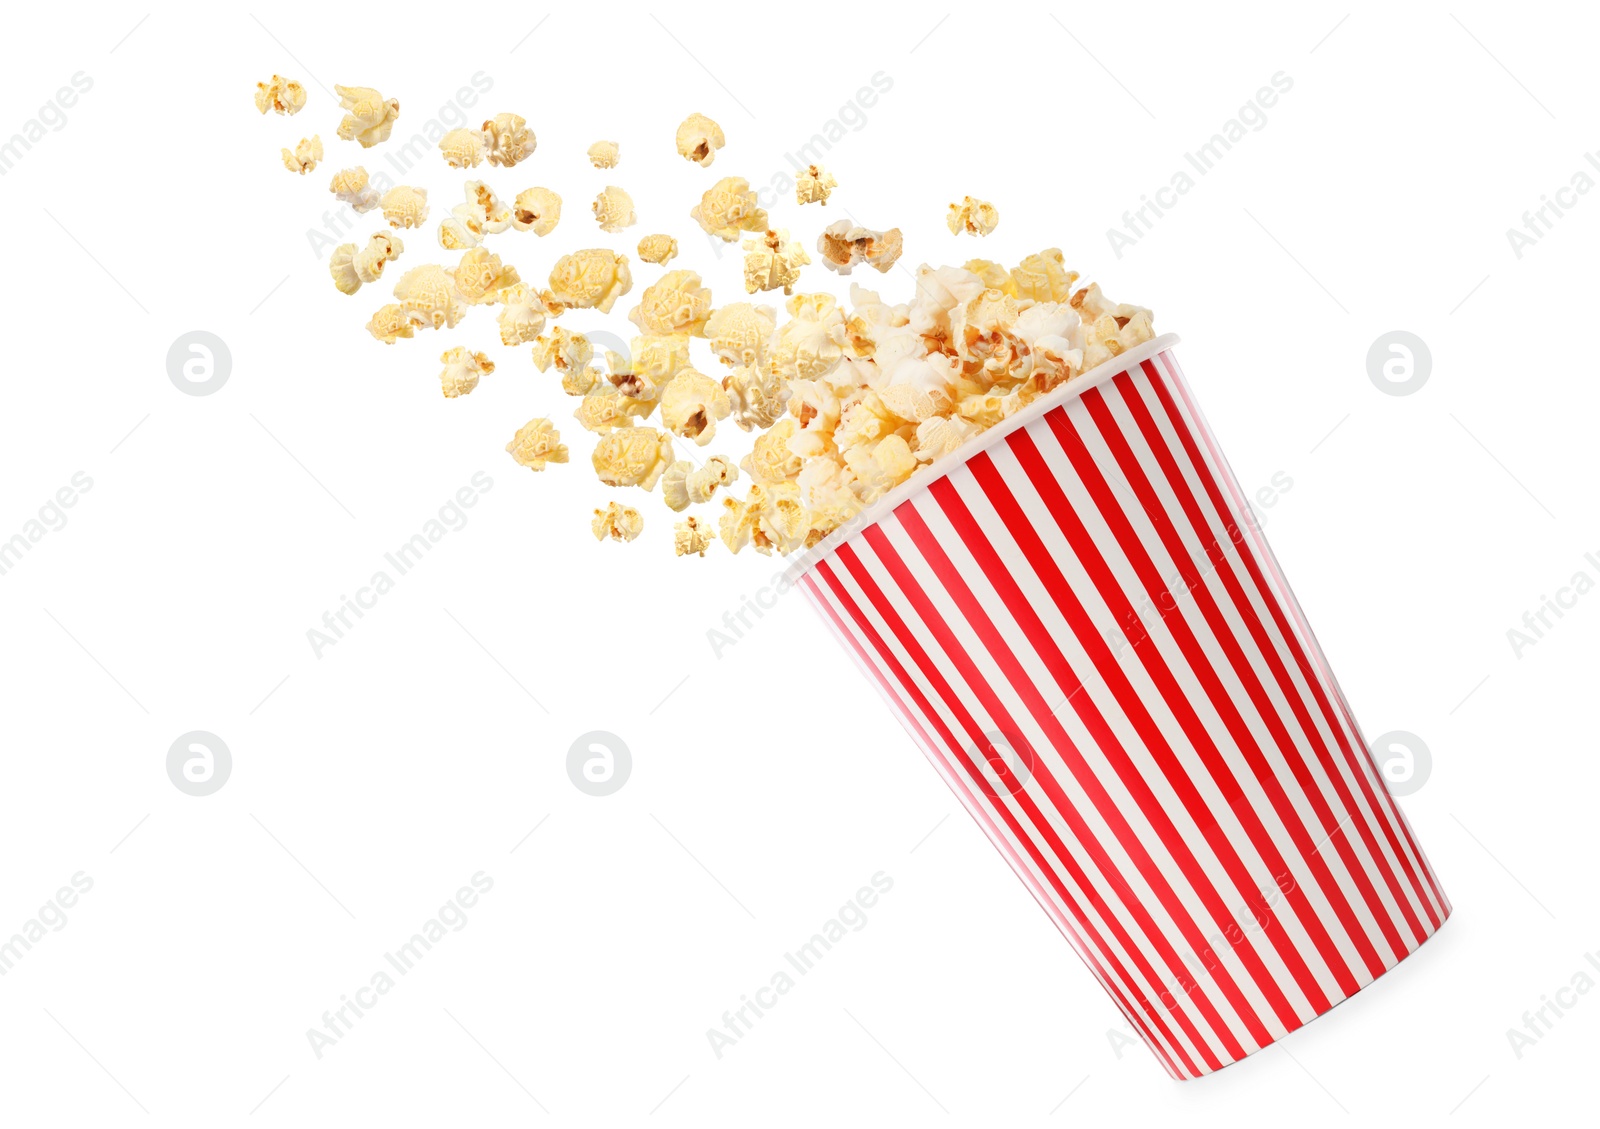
438, 347, 494, 398
454, 247, 521, 305
496, 283, 548, 346
531, 326, 593, 374
575, 387, 650, 434
947, 195, 999, 236
281, 135, 322, 174
1010, 248, 1078, 303
795, 164, 836, 205
365, 304, 414, 344
511, 187, 561, 235
690, 177, 767, 242
662, 455, 739, 511
723, 361, 789, 431
913, 415, 979, 462
743, 229, 810, 295
392, 263, 466, 329
592, 428, 676, 489
482, 114, 535, 167
591, 185, 636, 233
587, 140, 620, 168
254, 75, 306, 116
629, 270, 712, 337
630, 334, 692, 387
673, 516, 714, 557
548, 248, 632, 313
636, 234, 679, 265
674, 113, 725, 167
658, 368, 731, 446
592, 502, 643, 542
330, 231, 404, 294
742, 419, 803, 485
438, 216, 481, 251
329, 166, 380, 213
562, 364, 604, 397
718, 482, 811, 556
704, 302, 776, 368
505, 417, 569, 470
330, 245, 361, 295
963, 259, 1016, 295
439, 127, 486, 169
380, 185, 429, 229
817, 220, 902, 275
335, 85, 399, 148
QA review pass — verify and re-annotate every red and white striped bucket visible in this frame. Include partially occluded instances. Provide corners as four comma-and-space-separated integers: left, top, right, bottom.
788, 334, 1450, 1079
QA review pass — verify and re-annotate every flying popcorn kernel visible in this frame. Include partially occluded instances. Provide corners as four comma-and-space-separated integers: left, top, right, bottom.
963, 259, 1016, 295
673, 516, 714, 557
393, 263, 466, 329
817, 220, 903, 275
742, 419, 803, 485
506, 417, 570, 470
704, 302, 776, 368
575, 387, 651, 434
587, 140, 620, 168
454, 247, 521, 305
947, 195, 999, 236
630, 334, 692, 387
629, 270, 712, 336
511, 187, 561, 235
1010, 248, 1078, 303
743, 229, 810, 295
365, 303, 414, 344
438, 347, 494, 398
330, 232, 404, 294
482, 114, 536, 167
592, 428, 675, 490
687, 455, 739, 504
548, 248, 632, 313
380, 186, 430, 229
439, 127, 486, 169
563, 364, 604, 397
636, 234, 679, 265
723, 361, 788, 431
531, 326, 593, 374
329, 166, 381, 213
675, 113, 725, 167
659, 368, 731, 445
495, 283, 548, 346
690, 177, 768, 242
592, 502, 643, 542
795, 164, 836, 205
255, 75, 306, 116
335, 85, 400, 148
718, 483, 810, 555
591, 185, 637, 233
456, 181, 513, 236
330, 245, 362, 295
281, 135, 323, 174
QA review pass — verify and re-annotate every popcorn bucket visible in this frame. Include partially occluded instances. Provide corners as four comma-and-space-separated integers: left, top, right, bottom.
786, 334, 1450, 1079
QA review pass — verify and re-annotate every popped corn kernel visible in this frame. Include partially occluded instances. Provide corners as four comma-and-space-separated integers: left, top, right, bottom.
482, 114, 535, 167
718, 482, 810, 555
454, 181, 513, 237
591, 185, 636, 233
690, 177, 768, 242
770, 293, 846, 384
454, 247, 521, 305
562, 364, 604, 397
439, 127, 486, 169
587, 139, 620, 168
704, 302, 776, 367
742, 418, 803, 484
795, 164, 836, 205
636, 233, 679, 265
281, 135, 323, 174
629, 333, 692, 386
547, 248, 632, 313
662, 456, 737, 512
743, 229, 810, 295
913, 415, 979, 462
592, 502, 643, 542
658, 368, 731, 446
674, 516, 714, 557
592, 427, 675, 489
506, 417, 570, 470
254, 75, 306, 116
334, 85, 400, 148
963, 259, 1016, 295
365, 303, 414, 344
675, 113, 725, 167
329, 166, 380, 213
537, 289, 569, 317
1010, 248, 1077, 303
330, 231, 404, 294
575, 386, 651, 434
496, 283, 548, 346
392, 263, 466, 329
629, 270, 712, 336
947, 195, 999, 236
438, 217, 481, 251
531, 326, 594, 374
438, 347, 494, 398
380, 185, 429, 229
511, 187, 561, 235
723, 361, 788, 431
817, 220, 902, 275
330, 245, 361, 295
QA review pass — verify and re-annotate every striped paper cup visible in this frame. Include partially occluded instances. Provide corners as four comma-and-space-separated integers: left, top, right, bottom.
787, 334, 1450, 1079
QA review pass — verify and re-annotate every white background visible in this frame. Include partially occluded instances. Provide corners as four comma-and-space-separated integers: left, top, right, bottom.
0, 1, 1595, 1124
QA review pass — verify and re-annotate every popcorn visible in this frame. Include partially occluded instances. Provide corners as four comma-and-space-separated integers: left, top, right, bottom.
817, 220, 902, 275
587, 140, 620, 168
255, 75, 306, 116
380, 186, 429, 229
629, 270, 712, 336
454, 247, 521, 305
592, 502, 643, 542
718, 483, 811, 555
365, 303, 414, 344
392, 263, 466, 329
330, 231, 403, 294
334, 85, 400, 148
531, 326, 593, 374
438, 347, 494, 398
281, 135, 323, 174
770, 293, 845, 385
704, 302, 776, 368
674, 113, 724, 167
562, 364, 604, 397
673, 516, 714, 557
575, 387, 651, 433
512, 187, 562, 235
723, 361, 788, 431
548, 249, 632, 313
947, 195, 999, 236
330, 166, 381, 212
592, 428, 676, 489
795, 164, 836, 205
496, 283, 548, 345
439, 128, 486, 169
506, 417, 570, 470
690, 177, 768, 242
629, 333, 692, 388
743, 229, 810, 296
637, 234, 679, 265
742, 419, 803, 484
662, 455, 739, 511
483, 114, 536, 167
658, 368, 731, 446
591, 185, 636, 233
